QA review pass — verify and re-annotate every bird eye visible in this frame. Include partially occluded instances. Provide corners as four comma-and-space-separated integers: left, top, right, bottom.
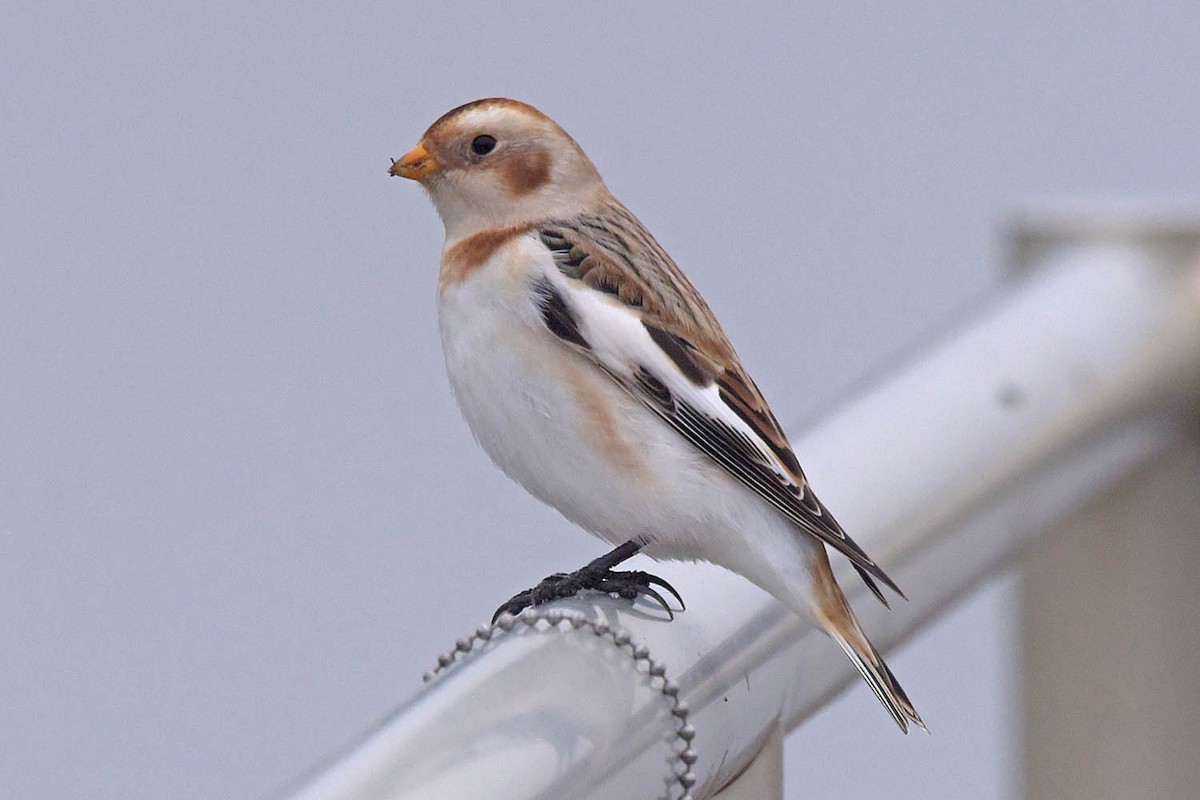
471, 135, 497, 156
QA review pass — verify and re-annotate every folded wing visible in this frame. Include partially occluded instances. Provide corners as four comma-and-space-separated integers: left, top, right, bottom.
532, 218, 902, 603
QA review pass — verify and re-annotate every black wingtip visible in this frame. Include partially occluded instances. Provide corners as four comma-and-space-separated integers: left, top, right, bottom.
854, 564, 890, 608
867, 561, 907, 602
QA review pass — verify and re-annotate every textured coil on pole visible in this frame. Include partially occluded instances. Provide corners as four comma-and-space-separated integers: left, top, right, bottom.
424, 607, 698, 800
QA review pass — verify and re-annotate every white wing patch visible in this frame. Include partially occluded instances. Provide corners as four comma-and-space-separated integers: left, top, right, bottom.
556, 274, 776, 455
547, 269, 820, 523
530, 259, 901, 602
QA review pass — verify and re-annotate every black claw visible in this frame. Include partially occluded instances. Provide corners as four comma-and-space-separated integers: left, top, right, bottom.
491, 562, 684, 622
629, 571, 685, 611
491, 589, 535, 623
604, 577, 673, 619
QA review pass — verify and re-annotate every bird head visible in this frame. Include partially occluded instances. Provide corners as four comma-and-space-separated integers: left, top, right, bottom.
390, 98, 607, 240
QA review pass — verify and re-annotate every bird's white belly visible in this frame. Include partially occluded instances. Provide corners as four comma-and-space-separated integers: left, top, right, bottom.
437, 262, 740, 557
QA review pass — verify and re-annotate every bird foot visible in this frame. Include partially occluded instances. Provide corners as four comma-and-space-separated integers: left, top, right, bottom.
492, 563, 685, 622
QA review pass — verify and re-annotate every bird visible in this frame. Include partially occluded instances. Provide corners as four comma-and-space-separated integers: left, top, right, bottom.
389, 98, 925, 733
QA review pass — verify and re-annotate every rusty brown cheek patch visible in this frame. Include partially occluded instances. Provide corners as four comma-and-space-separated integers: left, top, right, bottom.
440, 225, 531, 289
499, 148, 551, 196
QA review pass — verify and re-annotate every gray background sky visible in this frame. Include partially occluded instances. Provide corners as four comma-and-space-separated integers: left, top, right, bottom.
3, 4, 1197, 798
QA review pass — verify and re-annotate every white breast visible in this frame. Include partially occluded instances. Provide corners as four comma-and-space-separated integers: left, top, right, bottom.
437, 235, 708, 552
435, 232, 828, 623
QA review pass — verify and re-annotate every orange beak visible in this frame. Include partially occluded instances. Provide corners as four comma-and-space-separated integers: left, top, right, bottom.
389, 143, 439, 181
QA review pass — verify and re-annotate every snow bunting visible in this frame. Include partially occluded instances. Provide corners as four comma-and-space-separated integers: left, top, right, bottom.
390, 98, 924, 732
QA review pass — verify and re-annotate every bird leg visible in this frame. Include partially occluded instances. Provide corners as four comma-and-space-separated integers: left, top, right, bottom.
492, 540, 685, 622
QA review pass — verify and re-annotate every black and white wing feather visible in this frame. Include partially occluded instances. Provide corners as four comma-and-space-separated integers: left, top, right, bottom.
531, 212, 903, 603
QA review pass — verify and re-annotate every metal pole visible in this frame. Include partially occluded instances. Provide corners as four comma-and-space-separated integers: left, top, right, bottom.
280, 208, 1200, 800
1020, 442, 1200, 799
712, 719, 783, 800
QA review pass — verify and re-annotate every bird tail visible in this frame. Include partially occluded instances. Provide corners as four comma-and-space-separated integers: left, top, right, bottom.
812, 561, 927, 734
826, 618, 927, 734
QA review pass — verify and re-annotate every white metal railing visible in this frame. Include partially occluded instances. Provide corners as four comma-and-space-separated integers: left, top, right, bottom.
277, 207, 1200, 800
